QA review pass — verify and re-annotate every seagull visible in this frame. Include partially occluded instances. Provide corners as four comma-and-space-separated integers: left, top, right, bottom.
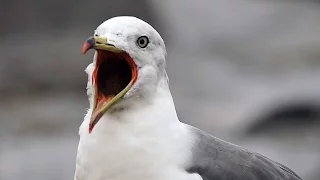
74, 16, 302, 180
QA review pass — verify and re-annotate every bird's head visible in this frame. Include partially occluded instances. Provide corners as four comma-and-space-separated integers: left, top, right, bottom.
82, 16, 167, 133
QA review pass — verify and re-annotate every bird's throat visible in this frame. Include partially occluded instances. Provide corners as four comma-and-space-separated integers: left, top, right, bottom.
89, 52, 138, 133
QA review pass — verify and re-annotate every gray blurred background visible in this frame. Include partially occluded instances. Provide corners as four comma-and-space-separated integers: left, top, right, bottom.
1, 0, 320, 180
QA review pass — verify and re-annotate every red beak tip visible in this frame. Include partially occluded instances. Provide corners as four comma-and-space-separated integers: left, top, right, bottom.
88, 127, 93, 134
81, 47, 88, 55
82, 42, 91, 55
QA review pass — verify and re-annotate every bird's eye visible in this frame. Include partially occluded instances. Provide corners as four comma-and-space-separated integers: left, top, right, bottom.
137, 36, 149, 48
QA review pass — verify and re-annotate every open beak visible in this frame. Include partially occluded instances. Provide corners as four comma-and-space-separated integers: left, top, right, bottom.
82, 36, 138, 133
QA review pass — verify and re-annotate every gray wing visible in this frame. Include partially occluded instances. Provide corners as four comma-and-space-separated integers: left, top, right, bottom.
186, 126, 302, 180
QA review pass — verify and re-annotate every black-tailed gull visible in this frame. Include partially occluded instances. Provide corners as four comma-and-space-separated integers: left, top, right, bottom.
74, 16, 302, 180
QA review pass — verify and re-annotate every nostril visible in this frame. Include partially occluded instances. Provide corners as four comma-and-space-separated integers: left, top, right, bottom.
106, 43, 115, 46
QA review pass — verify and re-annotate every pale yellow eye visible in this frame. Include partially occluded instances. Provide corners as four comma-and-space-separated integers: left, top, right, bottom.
137, 36, 149, 48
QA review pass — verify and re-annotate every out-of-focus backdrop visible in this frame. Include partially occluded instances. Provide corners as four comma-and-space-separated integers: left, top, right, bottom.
1, 0, 320, 180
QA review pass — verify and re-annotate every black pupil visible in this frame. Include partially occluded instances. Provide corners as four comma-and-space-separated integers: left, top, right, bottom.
140, 39, 145, 45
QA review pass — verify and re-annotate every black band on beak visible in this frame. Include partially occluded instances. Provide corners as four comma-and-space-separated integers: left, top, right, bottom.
82, 37, 95, 54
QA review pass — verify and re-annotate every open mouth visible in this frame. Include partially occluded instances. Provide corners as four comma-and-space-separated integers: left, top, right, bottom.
90, 51, 137, 132
95, 51, 132, 101
82, 37, 137, 133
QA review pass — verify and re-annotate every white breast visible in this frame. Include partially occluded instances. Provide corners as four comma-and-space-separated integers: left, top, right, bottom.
74, 95, 202, 180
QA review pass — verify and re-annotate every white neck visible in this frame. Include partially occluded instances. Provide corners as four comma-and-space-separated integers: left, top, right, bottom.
75, 75, 197, 180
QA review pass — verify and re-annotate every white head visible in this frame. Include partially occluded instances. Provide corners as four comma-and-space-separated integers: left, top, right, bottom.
82, 16, 168, 133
